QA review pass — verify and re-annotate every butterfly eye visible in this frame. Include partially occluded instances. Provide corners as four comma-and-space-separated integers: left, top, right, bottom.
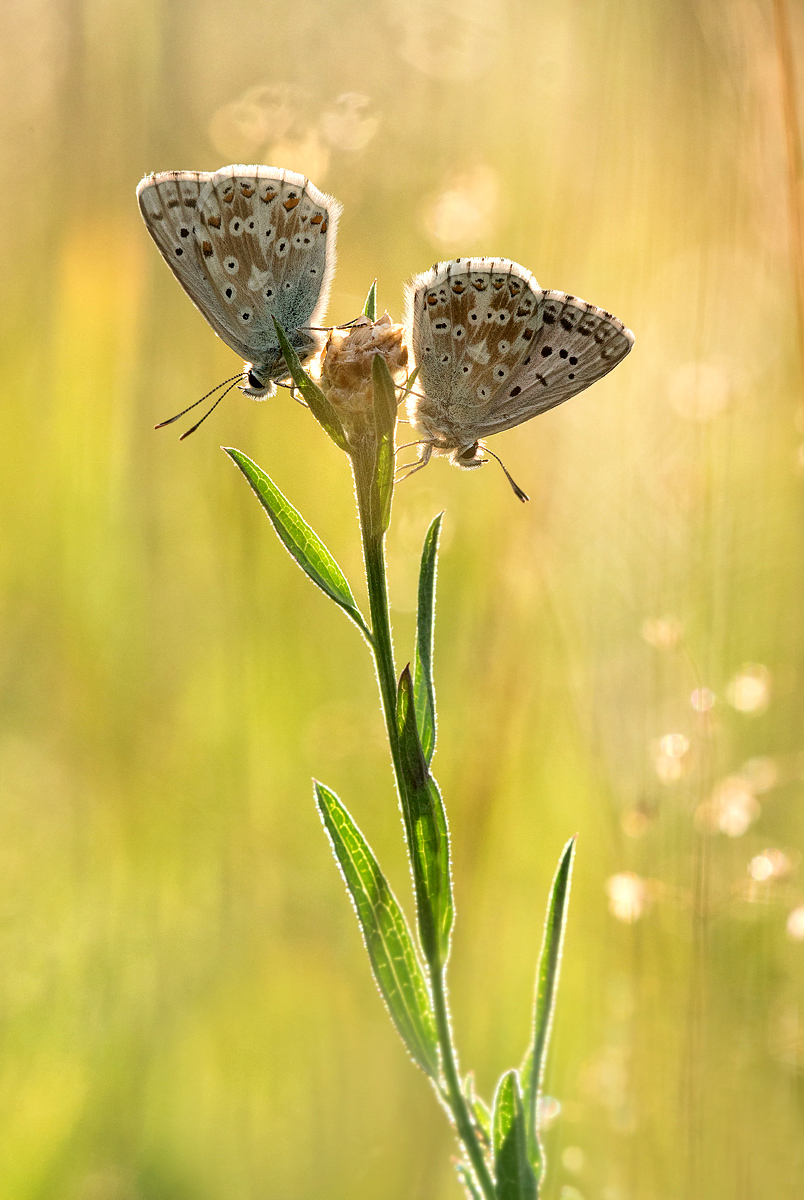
248, 371, 263, 389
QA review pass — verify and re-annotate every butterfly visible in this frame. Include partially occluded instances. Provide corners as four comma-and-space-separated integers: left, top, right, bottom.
136, 164, 341, 434
403, 257, 634, 499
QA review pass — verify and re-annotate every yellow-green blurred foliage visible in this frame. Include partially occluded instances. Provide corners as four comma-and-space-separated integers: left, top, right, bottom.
1, 0, 803, 1196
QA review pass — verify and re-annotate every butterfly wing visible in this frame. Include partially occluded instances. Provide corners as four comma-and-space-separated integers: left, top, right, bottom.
406, 258, 557, 443
471, 290, 634, 436
136, 165, 341, 368
406, 260, 633, 446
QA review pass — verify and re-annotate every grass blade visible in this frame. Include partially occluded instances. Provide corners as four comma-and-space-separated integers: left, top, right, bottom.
396, 665, 453, 965
363, 279, 378, 320
315, 781, 440, 1079
492, 1071, 537, 1200
224, 448, 370, 640
413, 513, 442, 764
520, 837, 576, 1183
272, 316, 349, 451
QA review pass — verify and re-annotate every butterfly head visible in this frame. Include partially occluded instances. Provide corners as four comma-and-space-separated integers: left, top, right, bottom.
448, 441, 486, 471
242, 365, 278, 400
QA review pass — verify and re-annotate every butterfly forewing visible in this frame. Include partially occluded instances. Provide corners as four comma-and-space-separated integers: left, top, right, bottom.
473, 290, 635, 435
406, 258, 633, 450
136, 165, 341, 373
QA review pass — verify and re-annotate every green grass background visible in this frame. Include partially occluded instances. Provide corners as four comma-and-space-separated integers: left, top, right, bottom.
1, 0, 803, 1196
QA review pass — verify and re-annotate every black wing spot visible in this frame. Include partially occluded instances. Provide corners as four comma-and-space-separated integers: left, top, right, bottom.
174, 247, 183, 256
569, 356, 578, 365
541, 346, 552, 357
568, 372, 575, 380
559, 349, 568, 359
510, 385, 522, 396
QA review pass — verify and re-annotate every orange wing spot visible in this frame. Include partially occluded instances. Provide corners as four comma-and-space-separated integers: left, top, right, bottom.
240, 183, 255, 197
310, 213, 323, 224
207, 214, 222, 229
222, 189, 235, 204
261, 189, 277, 203
508, 279, 522, 295
320, 219, 328, 233
284, 195, 300, 211
472, 279, 486, 291
426, 295, 438, 306
492, 279, 505, 290
202, 241, 213, 258
451, 282, 466, 295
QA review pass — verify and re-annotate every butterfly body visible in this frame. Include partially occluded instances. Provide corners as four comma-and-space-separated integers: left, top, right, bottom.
404, 257, 634, 478
137, 165, 341, 397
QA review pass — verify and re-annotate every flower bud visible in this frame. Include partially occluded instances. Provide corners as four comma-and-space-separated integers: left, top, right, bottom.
320, 313, 408, 443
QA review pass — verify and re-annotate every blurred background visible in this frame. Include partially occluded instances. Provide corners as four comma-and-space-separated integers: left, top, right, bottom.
1, 0, 803, 1196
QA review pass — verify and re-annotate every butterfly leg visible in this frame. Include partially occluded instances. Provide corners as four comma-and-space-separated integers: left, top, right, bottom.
395, 441, 434, 481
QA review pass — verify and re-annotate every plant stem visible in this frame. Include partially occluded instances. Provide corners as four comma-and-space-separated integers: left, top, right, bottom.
431, 962, 497, 1199
356, 481, 497, 1200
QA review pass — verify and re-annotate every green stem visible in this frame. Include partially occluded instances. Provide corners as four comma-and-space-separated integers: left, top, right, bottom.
356, 480, 497, 1200
431, 963, 497, 1198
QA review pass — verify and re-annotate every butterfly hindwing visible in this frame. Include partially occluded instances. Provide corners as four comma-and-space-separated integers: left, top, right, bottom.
406, 258, 634, 450
137, 166, 341, 371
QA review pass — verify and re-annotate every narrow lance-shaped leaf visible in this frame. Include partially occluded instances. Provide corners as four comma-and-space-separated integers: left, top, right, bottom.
520, 837, 576, 1182
363, 279, 378, 321
396, 666, 453, 965
413, 512, 442, 765
464, 1071, 492, 1150
371, 353, 398, 536
455, 1162, 484, 1200
315, 781, 440, 1079
224, 449, 371, 640
492, 1071, 537, 1200
272, 316, 349, 452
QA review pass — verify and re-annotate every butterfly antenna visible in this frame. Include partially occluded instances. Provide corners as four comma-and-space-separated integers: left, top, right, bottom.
155, 373, 242, 429
179, 379, 241, 441
484, 447, 530, 503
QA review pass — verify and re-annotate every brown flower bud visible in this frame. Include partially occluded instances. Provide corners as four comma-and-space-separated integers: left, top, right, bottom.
320, 313, 408, 443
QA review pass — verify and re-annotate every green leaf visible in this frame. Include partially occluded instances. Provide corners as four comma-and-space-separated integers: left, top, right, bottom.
396, 665, 453, 966
492, 1071, 537, 1200
315, 781, 440, 1079
224, 448, 370, 640
413, 513, 442, 765
465, 1071, 492, 1149
272, 316, 349, 452
455, 1162, 484, 1200
363, 279, 378, 320
371, 353, 398, 535
520, 837, 576, 1183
